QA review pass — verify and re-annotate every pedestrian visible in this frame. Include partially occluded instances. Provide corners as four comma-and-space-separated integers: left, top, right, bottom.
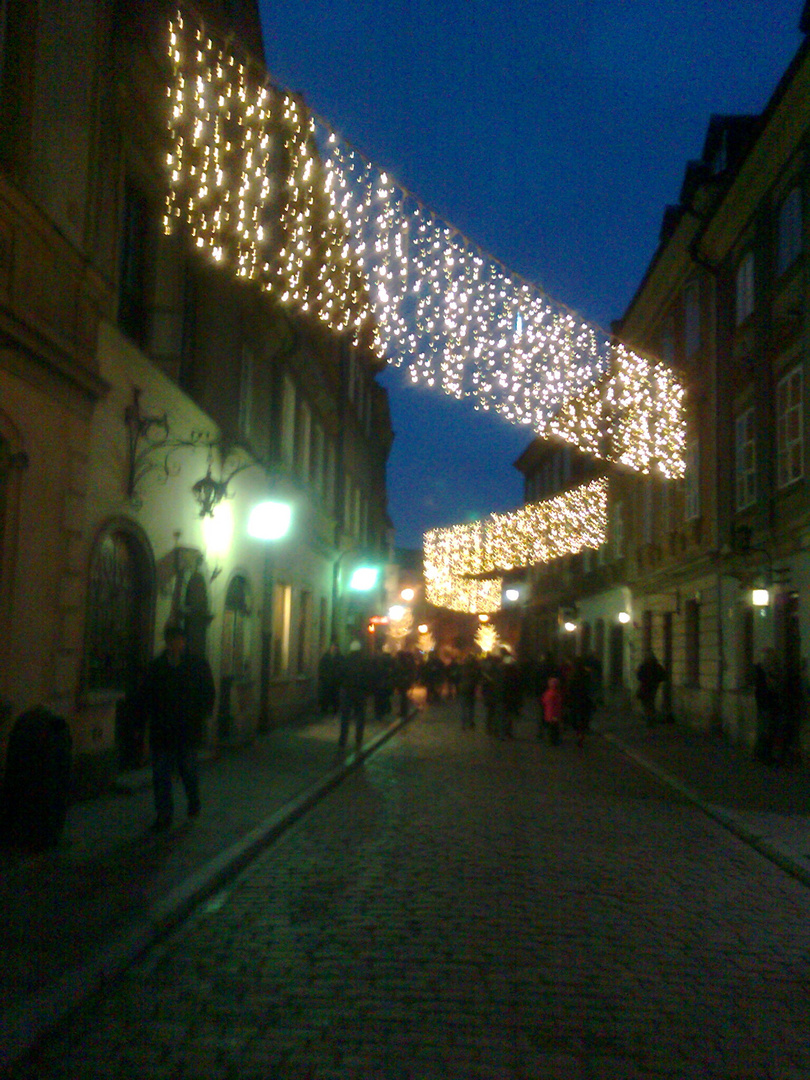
318, 641, 342, 716
480, 650, 505, 736
136, 623, 215, 833
371, 650, 396, 720
500, 648, 522, 739
636, 650, 666, 727
753, 647, 781, 764
339, 639, 370, 751
393, 649, 416, 717
458, 654, 480, 729
541, 676, 563, 745
567, 656, 594, 747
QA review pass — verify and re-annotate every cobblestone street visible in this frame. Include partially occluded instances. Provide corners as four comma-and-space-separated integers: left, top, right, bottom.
10, 705, 810, 1080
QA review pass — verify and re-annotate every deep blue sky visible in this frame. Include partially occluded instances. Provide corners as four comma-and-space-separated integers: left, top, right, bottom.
258, 1, 804, 548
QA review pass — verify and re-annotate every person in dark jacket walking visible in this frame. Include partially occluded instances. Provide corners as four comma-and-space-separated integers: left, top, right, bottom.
458, 654, 480, 729
137, 623, 215, 832
567, 657, 594, 747
339, 640, 370, 751
754, 647, 781, 764
318, 642, 342, 716
636, 650, 666, 727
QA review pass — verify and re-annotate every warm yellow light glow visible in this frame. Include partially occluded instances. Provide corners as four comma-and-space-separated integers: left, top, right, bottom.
163, 15, 686, 478
400, 587, 415, 601
752, 588, 770, 607
475, 623, 500, 654
418, 623, 429, 634
618, 610, 631, 624
423, 478, 608, 613
201, 499, 234, 560
563, 621, 577, 633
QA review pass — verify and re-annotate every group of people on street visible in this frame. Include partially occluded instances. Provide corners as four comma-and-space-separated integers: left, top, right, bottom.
130, 622, 802, 839
317, 641, 418, 751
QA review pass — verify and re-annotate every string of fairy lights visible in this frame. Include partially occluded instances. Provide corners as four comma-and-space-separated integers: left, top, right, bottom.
163, 12, 687, 612
163, 11, 686, 479
423, 479, 608, 613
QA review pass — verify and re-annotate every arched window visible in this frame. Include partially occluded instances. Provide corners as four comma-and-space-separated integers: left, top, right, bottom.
84, 522, 153, 696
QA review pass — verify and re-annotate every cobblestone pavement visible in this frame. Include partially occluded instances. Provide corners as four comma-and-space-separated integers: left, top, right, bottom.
7, 704, 810, 1080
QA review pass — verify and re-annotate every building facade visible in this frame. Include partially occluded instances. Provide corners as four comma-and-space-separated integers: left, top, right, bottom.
0, 0, 393, 794
517, 11, 810, 755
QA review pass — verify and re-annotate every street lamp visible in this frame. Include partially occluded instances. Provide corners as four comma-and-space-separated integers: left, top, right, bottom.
249, 499, 293, 730
349, 565, 379, 591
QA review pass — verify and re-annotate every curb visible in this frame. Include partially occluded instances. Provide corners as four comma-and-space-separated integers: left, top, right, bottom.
603, 731, 810, 891
0, 711, 414, 1073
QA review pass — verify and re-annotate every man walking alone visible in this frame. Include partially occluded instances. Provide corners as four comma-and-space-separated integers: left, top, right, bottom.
137, 623, 215, 832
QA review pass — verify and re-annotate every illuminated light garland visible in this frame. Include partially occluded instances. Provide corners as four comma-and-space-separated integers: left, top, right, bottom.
163, 12, 685, 478
423, 478, 608, 613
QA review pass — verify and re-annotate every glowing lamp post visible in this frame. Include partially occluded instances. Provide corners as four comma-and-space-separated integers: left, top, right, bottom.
249, 499, 293, 730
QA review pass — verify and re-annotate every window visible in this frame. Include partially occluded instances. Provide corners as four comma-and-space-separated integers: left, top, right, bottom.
735, 251, 755, 326
611, 500, 624, 560
642, 480, 654, 545
297, 590, 312, 675
272, 583, 292, 676
119, 181, 151, 348
684, 282, 700, 359
684, 599, 700, 686
685, 439, 700, 521
295, 398, 311, 480
238, 346, 254, 437
280, 375, 296, 465
777, 186, 802, 275
311, 421, 324, 493
734, 408, 756, 510
641, 610, 653, 656
777, 366, 803, 488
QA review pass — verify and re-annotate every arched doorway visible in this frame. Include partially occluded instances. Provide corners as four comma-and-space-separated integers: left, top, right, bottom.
84, 521, 154, 768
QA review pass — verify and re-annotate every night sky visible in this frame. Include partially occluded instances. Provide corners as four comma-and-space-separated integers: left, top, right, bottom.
258, 1, 804, 549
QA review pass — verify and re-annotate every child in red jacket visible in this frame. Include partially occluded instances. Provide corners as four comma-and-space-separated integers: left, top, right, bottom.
541, 676, 563, 745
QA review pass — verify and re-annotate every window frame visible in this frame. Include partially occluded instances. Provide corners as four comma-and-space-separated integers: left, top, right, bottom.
734, 407, 757, 511
776, 365, 803, 489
